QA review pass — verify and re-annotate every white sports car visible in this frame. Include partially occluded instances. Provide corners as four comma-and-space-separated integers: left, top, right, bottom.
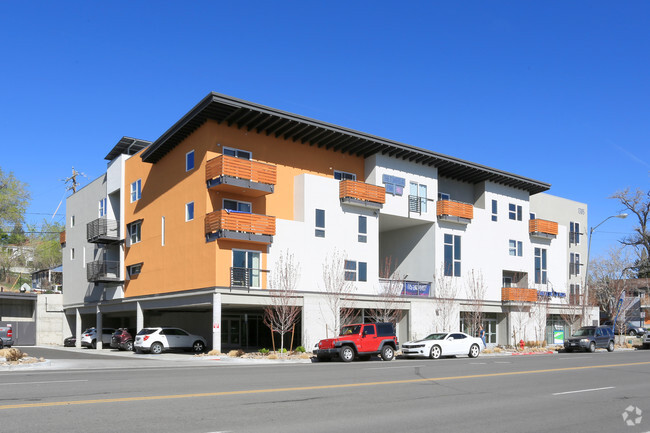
401, 332, 483, 359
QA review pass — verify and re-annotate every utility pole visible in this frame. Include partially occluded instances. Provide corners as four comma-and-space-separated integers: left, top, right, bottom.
63, 167, 85, 194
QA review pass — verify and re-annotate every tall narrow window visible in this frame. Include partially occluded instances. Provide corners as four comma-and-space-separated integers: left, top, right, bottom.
570, 253, 581, 275
130, 179, 141, 203
410, 182, 428, 213
344, 260, 357, 281
161, 216, 165, 246
186, 150, 195, 171
128, 221, 142, 245
491, 200, 498, 222
358, 216, 367, 243
570, 222, 581, 245
535, 248, 547, 284
509, 204, 522, 221
444, 234, 461, 277
99, 198, 107, 217
70, 215, 75, 227
232, 250, 261, 288
186, 202, 194, 222
315, 209, 325, 237
358, 262, 367, 282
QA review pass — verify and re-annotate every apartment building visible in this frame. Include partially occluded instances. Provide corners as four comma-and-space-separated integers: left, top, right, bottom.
62, 92, 597, 350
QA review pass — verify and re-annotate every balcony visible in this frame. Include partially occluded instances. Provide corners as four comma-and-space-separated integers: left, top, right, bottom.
60, 231, 66, 246
87, 260, 122, 283
205, 210, 275, 244
339, 180, 385, 209
437, 200, 473, 224
206, 155, 276, 197
87, 218, 120, 243
502, 287, 538, 303
529, 219, 558, 239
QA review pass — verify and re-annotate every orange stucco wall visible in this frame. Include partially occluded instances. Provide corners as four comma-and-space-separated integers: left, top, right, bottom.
123, 119, 364, 297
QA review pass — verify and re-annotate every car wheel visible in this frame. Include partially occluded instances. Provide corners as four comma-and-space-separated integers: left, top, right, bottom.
628, 330, 637, 337
469, 344, 480, 358
150, 342, 164, 355
192, 341, 205, 353
339, 345, 355, 362
91, 340, 97, 349
380, 346, 395, 361
125, 340, 134, 352
607, 340, 615, 352
359, 355, 371, 361
588, 341, 596, 353
430, 345, 442, 359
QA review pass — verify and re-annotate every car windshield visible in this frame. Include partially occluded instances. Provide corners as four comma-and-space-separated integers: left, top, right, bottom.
423, 333, 448, 340
339, 325, 362, 336
572, 328, 595, 337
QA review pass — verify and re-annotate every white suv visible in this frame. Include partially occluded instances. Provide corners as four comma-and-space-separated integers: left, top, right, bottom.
80, 327, 115, 349
134, 327, 207, 354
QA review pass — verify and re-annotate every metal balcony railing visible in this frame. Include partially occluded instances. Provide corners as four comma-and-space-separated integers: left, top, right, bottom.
230, 267, 268, 289
87, 260, 122, 282
87, 218, 120, 243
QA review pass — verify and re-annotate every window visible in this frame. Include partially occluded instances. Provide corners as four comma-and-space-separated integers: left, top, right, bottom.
127, 263, 142, 277
570, 284, 580, 305
570, 222, 581, 245
70, 215, 75, 227
358, 216, 367, 243
502, 276, 512, 287
534, 248, 547, 284
185, 202, 194, 222
530, 212, 536, 220
438, 192, 450, 201
161, 216, 165, 246
509, 240, 523, 257
382, 174, 405, 196
444, 234, 461, 277
223, 199, 251, 213
570, 253, 581, 275
70, 248, 75, 260
509, 203, 522, 221
410, 182, 428, 213
232, 250, 261, 288
186, 150, 195, 171
344, 260, 367, 281
128, 221, 142, 245
315, 209, 325, 238
223, 147, 251, 160
99, 198, 107, 217
491, 200, 498, 222
334, 170, 356, 181
130, 179, 141, 203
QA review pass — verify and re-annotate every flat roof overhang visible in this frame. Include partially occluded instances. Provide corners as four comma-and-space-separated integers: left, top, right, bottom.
140, 92, 551, 195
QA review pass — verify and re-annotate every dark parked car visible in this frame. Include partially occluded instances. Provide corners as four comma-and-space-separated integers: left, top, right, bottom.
63, 336, 76, 347
564, 326, 615, 353
111, 328, 134, 351
602, 320, 646, 336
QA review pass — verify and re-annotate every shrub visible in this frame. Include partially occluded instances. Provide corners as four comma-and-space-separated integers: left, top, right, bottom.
207, 349, 221, 356
259, 348, 270, 354
279, 348, 287, 353
0, 348, 24, 362
295, 346, 306, 353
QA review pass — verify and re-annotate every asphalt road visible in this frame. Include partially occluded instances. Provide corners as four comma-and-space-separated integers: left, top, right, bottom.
1, 348, 650, 433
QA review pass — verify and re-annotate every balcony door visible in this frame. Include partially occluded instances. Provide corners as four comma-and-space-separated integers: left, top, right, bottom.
224, 199, 251, 213
232, 250, 261, 288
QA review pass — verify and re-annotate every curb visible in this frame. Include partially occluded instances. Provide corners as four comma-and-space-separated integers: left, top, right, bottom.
511, 350, 555, 356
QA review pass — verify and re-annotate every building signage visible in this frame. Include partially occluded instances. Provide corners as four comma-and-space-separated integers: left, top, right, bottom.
402, 282, 430, 297
537, 290, 566, 298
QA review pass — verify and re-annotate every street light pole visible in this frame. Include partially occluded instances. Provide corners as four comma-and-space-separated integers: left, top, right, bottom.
582, 213, 628, 325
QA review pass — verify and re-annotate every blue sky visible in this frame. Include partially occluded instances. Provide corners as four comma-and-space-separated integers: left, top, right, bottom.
1, 1, 648, 260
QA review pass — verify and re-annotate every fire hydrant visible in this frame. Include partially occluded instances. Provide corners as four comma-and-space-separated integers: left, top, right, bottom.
519, 339, 525, 351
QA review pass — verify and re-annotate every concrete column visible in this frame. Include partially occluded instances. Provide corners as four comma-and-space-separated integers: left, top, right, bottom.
96, 306, 103, 349
75, 308, 82, 348
212, 292, 222, 353
136, 301, 144, 332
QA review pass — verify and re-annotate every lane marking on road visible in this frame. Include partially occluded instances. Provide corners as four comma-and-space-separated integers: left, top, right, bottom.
494, 361, 511, 364
470, 362, 487, 365
365, 365, 426, 370
1, 379, 88, 386
558, 357, 592, 360
552, 386, 615, 395
1, 361, 649, 410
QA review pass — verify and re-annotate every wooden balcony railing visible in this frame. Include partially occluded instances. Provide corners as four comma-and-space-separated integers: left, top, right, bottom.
502, 287, 538, 302
529, 219, 558, 236
339, 180, 385, 205
206, 155, 276, 185
436, 200, 473, 220
205, 210, 276, 237
60, 231, 66, 245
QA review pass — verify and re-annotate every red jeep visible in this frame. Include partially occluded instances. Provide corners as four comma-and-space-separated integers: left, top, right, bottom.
314, 323, 399, 362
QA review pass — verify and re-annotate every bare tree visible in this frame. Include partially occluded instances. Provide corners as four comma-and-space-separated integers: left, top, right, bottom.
559, 290, 583, 336
610, 188, 650, 278
320, 248, 356, 337
368, 257, 405, 325
464, 269, 487, 337
533, 296, 550, 346
590, 246, 635, 320
263, 250, 301, 354
434, 265, 459, 332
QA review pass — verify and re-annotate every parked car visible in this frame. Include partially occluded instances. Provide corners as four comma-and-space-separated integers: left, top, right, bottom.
402, 332, 482, 359
564, 326, 615, 353
313, 322, 398, 362
602, 320, 646, 336
80, 327, 116, 349
643, 331, 650, 349
134, 327, 206, 354
110, 328, 134, 351
63, 336, 76, 347
0, 326, 14, 349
